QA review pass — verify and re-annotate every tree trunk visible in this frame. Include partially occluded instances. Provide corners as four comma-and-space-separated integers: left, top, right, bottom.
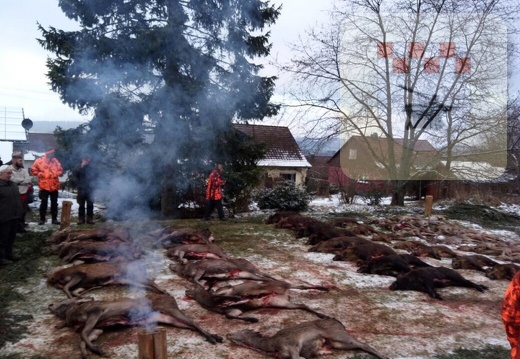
161, 185, 177, 217
391, 180, 405, 206
161, 165, 178, 217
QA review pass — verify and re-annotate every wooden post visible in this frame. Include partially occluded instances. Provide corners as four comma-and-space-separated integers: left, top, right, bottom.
424, 195, 433, 217
153, 329, 167, 359
60, 200, 72, 230
138, 329, 167, 359
138, 331, 155, 359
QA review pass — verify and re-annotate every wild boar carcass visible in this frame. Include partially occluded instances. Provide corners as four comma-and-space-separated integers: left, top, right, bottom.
170, 258, 276, 287
265, 211, 301, 224
389, 266, 488, 300
451, 254, 498, 272
227, 318, 387, 359
152, 227, 214, 247
46, 262, 164, 298
306, 227, 359, 245
296, 221, 338, 239
273, 214, 319, 229
49, 292, 222, 358
357, 254, 431, 277
185, 280, 329, 322
393, 240, 442, 259
58, 240, 142, 264
166, 243, 229, 263
328, 217, 359, 227
485, 263, 520, 280
431, 245, 458, 258
332, 242, 397, 264
308, 236, 370, 253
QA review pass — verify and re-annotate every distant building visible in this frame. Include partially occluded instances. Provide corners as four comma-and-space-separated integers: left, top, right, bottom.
305, 154, 331, 195
0, 107, 28, 160
327, 135, 440, 199
234, 124, 311, 187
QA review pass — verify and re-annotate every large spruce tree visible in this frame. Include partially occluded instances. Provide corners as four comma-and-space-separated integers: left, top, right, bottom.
38, 0, 280, 217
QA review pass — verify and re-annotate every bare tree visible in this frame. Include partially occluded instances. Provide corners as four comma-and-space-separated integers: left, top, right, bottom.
281, 0, 517, 205
507, 96, 520, 173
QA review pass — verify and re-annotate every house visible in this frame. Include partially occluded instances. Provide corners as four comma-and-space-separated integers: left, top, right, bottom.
328, 134, 440, 198
305, 154, 331, 195
233, 124, 311, 187
0, 107, 28, 161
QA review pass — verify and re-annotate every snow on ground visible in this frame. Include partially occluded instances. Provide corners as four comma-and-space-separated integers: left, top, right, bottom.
3, 192, 519, 359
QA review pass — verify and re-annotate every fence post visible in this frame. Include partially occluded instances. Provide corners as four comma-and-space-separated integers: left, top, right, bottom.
60, 200, 73, 230
424, 195, 433, 217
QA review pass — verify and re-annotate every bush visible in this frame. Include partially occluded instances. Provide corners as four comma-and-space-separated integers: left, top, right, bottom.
328, 183, 340, 195
253, 181, 311, 211
358, 186, 385, 206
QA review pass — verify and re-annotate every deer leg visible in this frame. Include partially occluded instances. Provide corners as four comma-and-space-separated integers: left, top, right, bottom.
63, 274, 86, 299
80, 311, 105, 356
224, 308, 259, 323
260, 294, 329, 318
153, 312, 223, 344
193, 268, 206, 285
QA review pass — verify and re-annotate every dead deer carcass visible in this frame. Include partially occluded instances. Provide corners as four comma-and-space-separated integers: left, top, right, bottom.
47, 228, 131, 245
151, 227, 214, 247
48, 292, 222, 358
46, 262, 164, 298
58, 240, 142, 264
186, 280, 329, 322
170, 258, 276, 287
227, 317, 387, 359
166, 243, 229, 263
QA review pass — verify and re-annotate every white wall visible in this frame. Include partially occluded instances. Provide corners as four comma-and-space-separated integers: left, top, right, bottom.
0, 141, 13, 164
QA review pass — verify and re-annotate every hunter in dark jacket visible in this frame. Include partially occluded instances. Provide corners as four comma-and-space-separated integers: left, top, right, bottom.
72, 156, 96, 225
0, 165, 23, 264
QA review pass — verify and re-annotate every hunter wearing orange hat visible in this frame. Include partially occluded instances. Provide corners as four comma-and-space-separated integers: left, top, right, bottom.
503, 271, 520, 359
31, 149, 63, 225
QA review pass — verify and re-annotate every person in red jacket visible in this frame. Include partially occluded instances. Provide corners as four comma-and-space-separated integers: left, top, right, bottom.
202, 163, 226, 221
503, 271, 520, 359
31, 149, 63, 225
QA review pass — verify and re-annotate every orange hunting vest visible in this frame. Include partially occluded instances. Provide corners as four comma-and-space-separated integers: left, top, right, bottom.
31, 156, 63, 192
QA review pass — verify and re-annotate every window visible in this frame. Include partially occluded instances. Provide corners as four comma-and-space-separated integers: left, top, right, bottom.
280, 173, 296, 182
349, 149, 357, 159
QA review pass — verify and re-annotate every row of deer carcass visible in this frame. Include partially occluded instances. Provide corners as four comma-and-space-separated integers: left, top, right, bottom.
268, 211, 519, 300
43, 226, 389, 359
162, 228, 389, 359
44, 227, 224, 358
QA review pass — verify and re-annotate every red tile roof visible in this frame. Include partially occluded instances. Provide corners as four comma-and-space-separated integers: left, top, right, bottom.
233, 124, 310, 167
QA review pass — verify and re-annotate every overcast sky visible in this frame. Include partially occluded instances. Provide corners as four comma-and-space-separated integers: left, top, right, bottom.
0, 0, 334, 126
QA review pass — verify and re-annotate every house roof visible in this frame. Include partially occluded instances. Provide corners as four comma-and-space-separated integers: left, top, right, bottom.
329, 135, 437, 161
393, 138, 436, 152
233, 124, 311, 168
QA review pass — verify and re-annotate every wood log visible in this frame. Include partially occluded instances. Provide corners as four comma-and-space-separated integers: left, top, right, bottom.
60, 200, 72, 230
